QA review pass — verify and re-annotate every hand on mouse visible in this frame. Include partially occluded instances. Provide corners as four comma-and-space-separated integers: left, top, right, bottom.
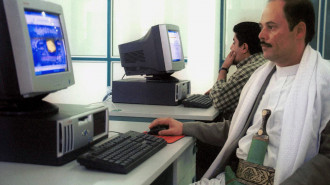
149, 117, 183, 136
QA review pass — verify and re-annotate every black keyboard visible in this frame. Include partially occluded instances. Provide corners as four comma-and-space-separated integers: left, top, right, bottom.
182, 94, 213, 108
77, 131, 167, 174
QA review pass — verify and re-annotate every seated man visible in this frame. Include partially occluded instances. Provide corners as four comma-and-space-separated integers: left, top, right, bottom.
149, 0, 330, 184
208, 22, 267, 120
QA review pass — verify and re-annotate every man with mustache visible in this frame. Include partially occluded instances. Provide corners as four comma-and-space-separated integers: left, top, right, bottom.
149, 0, 330, 184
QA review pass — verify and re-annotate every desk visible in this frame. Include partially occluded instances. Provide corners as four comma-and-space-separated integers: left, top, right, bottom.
0, 121, 196, 185
106, 101, 219, 122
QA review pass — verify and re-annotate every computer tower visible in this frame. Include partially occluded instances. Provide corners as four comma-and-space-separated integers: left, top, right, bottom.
0, 104, 109, 166
112, 78, 190, 106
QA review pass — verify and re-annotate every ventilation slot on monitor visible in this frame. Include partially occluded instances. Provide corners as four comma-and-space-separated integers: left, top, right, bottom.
124, 50, 146, 63
58, 123, 74, 156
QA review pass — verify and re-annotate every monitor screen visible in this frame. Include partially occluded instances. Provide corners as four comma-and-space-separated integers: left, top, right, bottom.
24, 10, 68, 76
168, 30, 183, 62
0, 0, 75, 108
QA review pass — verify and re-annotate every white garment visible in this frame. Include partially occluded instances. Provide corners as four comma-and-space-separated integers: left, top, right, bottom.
203, 45, 330, 185
191, 173, 225, 185
236, 64, 299, 168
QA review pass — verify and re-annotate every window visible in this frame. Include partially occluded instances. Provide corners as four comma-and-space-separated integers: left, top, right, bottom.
43, 0, 107, 57
224, 0, 267, 58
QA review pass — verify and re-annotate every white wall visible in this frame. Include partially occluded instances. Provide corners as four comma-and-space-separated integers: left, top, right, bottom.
182, 0, 220, 94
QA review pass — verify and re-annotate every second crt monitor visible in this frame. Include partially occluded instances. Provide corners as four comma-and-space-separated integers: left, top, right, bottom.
113, 24, 190, 105
118, 24, 185, 82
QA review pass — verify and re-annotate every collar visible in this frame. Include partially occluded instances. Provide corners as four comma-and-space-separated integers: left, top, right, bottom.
275, 63, 300, 77
236, 52, 263, 68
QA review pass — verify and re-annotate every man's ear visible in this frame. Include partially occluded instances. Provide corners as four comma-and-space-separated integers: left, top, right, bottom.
295, 21, 306, 41
242, 43, 249, 54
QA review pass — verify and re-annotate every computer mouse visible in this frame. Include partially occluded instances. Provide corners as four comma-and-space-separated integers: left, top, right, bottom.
148, 125, 169, 135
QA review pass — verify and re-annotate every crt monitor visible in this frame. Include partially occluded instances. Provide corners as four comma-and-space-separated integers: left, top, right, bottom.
118, 24, 185, 81
0, 0, 75, 115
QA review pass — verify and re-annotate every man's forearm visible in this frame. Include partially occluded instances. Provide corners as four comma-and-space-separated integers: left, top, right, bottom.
183, 120, 230, 146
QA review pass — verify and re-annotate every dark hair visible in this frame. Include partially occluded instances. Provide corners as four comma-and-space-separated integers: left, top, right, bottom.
270, 0, 315, 44
233, 22, 262, 55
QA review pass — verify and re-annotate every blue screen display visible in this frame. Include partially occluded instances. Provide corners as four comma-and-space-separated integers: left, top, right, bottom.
25, 10, 68, 76
168, 30, 182, 62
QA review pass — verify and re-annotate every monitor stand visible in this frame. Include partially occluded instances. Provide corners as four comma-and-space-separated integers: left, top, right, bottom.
0, 98, 58, 116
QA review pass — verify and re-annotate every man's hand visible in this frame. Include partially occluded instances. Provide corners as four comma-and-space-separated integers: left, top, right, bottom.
222, 51, 236, 68
149, 117, 183, 136
217, 51, 236, 81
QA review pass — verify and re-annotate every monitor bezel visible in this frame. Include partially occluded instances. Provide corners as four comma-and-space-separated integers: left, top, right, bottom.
159, 24, 185, 72
3, 0, 74, 98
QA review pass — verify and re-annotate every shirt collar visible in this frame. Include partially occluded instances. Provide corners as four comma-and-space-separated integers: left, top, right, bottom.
236, 52, 263, 68
275, 63, 300, 77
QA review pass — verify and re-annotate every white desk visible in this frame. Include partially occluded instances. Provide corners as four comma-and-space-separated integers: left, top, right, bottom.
105, 101, 219, 122
0, 121, 196, 185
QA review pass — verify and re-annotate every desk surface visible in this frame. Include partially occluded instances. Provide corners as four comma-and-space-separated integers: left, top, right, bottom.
0, 121, 194, 185
105, 101, 219, 121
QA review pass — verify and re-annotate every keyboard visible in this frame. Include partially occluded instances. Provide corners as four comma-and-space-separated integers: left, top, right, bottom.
77, 131, 167, 174
182, 94, 213, 108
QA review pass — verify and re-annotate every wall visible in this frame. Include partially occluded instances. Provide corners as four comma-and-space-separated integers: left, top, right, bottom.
184, 0, 220, 93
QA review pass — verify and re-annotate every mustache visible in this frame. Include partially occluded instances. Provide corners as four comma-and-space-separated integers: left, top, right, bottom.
260, 41, 272, 48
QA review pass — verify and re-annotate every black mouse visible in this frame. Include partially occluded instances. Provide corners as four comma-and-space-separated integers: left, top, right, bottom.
148, 125, 169, 135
